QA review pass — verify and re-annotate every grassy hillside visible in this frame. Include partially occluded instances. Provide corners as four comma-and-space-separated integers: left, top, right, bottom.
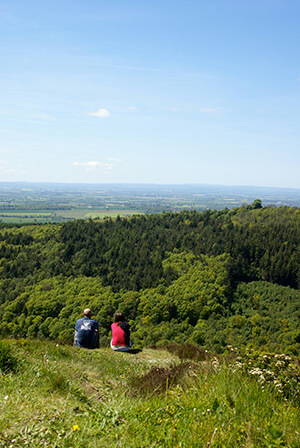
0, 340, 299, 448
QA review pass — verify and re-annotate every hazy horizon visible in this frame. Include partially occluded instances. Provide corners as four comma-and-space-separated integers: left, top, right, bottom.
1, 180, 300, 192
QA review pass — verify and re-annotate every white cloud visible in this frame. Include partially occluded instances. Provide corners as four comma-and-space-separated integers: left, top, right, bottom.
73, 161, 101, 167
0, 160, 25, 177
32, 113, 56, 121
88, 108, 111, 118
167, 107, 180, 112
200, 108, 219, 113
72, 161, 114, 170
107, 157, 122, 163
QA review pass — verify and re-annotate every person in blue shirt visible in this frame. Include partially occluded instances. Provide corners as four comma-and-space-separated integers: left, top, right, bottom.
74, 308, 99, 349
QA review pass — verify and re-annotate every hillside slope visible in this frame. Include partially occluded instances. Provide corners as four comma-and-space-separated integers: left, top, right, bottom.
0, 340, 299, 448
0, 206, 299, 354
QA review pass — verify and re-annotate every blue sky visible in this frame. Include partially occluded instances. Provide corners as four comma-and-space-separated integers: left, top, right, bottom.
0, 0, 300, 187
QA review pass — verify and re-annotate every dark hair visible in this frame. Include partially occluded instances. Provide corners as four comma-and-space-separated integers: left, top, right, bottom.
114, 312, 125, 322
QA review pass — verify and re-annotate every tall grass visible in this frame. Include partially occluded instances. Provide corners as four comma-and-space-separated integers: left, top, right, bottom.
0, 340, 299, 448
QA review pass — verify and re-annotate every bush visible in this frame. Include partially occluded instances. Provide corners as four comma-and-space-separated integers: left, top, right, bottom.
0, 341, 18, 373
232, 348, 300, 404
154, 343, 210, 361
130, 362, 194, 396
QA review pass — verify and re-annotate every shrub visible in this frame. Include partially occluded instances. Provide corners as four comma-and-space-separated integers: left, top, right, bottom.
130, 362, 194, 396
0, 341, 18, 373
232, 348, 300, 404
154, 343, 210, 361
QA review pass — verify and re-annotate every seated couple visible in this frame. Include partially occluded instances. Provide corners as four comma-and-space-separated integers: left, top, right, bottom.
74, 308, 132, 352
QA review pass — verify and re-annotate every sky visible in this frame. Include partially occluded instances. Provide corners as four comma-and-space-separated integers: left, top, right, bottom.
0, 0, 300, 187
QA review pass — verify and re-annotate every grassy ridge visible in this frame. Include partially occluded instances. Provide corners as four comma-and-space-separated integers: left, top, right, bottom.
0, 340, 299, 448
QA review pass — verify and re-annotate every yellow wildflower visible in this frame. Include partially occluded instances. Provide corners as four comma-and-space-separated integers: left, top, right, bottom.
72, 424, 80, 432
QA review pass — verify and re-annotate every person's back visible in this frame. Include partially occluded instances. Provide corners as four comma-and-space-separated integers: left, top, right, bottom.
74, 308, 99, 349
111, 312, 131, 351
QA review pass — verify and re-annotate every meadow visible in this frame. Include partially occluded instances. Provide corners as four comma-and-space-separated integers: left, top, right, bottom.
0, 340, 299, 448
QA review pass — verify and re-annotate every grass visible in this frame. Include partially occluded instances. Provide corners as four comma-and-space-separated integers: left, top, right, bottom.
0, 339, 299, 447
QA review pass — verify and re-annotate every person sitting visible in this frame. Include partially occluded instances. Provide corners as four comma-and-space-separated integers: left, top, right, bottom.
110, 311, 131, 352
74, 308, 99, 349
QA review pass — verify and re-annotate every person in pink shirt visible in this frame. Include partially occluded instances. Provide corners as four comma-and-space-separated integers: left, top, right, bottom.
110, 311, 131, 352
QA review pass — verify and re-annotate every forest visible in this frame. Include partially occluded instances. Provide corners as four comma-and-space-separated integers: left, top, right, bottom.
0, 202, 299, 354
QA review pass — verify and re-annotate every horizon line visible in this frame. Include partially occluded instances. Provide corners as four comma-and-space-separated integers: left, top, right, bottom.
0, 180, 300, 191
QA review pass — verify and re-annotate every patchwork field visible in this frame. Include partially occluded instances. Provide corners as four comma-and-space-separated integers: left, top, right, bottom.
0, 209, 143, 223
1, 182, 300, 224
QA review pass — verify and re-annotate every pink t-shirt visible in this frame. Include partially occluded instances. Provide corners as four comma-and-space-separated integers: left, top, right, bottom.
111, 322, 126, 346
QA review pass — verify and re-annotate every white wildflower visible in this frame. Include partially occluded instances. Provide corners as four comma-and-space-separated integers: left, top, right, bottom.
275, 361, 284, 367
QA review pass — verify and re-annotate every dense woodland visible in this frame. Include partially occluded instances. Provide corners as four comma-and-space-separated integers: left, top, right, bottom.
0, 203, 299, 354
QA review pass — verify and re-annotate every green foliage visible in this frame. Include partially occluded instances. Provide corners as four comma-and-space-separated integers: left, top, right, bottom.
164, 253, 230, 324
0, 277, 118, 343
226, 281, 300, 354
0, 248, 299, 354
232, 349, 300, 404
0, 206, 299, 355
0, 341, 18, 373
57, 206, 300, 290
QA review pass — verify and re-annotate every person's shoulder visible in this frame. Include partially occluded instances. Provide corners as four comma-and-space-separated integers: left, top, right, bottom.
75, 317, 84, 328
75, 317, 84, 324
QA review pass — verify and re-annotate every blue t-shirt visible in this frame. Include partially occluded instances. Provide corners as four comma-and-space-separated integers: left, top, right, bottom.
74, 317, 99, 349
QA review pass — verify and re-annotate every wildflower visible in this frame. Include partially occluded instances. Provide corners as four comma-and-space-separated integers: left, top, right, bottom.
249, 368, 263, 375
72, 425, 80, 432
4, 395, 9, 401
234, 362, 243, 369
211, 357, 220, 369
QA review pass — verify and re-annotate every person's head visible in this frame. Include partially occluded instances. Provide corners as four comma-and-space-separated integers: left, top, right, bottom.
114, 311, 125, 322
83, 308, 92, 318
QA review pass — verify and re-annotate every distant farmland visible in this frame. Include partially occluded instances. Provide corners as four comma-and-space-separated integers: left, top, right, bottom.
1, 182, 300, 224
0, 208, 144, 224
